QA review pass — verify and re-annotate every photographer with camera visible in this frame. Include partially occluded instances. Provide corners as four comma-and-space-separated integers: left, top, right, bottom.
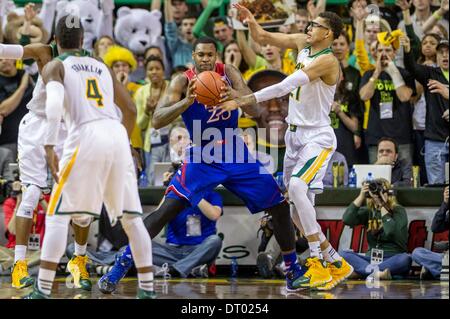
341, 178, 412, 279
412, 186, 449, 279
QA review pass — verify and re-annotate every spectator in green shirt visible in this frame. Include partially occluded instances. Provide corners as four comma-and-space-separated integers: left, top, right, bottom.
340, 178, 412, 280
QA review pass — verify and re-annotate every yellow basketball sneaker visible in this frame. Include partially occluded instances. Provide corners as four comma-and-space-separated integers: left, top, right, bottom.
11, 260, 34, 289
297, 257, 332, 288
329, 258, 354, 284
317, 258, 354, 291
67, 255, 92, 291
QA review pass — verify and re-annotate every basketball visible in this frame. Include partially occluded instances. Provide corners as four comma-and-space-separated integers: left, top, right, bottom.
194, 71, 224, 106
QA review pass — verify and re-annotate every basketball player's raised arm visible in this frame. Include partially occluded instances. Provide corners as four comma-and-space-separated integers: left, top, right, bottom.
152, 74, 194, 129
235, 4, 307, 51
224, 64, 261, 118
219, 54, 337, 110
109, 68, 136, 139
0, 43, 51, 71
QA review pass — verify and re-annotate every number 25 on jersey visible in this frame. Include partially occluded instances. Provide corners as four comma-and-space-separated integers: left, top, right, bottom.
86, 78, 104, 108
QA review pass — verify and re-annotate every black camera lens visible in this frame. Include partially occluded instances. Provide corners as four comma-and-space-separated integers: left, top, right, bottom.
368, 181, 382, 194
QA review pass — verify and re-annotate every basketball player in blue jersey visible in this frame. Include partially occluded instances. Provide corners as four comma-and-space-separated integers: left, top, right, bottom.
98, 37, 305, 293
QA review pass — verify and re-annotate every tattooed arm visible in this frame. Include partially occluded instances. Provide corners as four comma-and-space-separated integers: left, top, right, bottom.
152, 74, 195, 129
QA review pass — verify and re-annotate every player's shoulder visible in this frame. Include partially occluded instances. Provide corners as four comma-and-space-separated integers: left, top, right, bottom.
171, 72, 189, 88
315, 52, 339, 69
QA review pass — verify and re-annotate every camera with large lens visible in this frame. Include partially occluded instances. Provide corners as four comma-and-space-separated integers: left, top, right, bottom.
368, 180, 384, 196
367, 179, 394, 198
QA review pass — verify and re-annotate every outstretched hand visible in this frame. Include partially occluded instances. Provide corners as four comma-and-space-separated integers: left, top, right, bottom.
216, 100, 239, 115
24, 3, 37, 22
233, 3, 255, 25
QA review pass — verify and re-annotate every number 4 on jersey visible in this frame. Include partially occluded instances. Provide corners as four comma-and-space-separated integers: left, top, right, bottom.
86, 79, 104, 108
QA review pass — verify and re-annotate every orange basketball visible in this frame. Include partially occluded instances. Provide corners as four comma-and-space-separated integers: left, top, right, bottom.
194, 71, 224, 106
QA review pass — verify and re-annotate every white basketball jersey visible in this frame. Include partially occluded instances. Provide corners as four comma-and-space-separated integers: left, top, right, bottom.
26, 76, 47, 116
286, 47, 336, 128
59, 53, 120, 129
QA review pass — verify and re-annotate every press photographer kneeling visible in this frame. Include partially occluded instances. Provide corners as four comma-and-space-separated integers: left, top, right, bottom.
340, 179, 412, 280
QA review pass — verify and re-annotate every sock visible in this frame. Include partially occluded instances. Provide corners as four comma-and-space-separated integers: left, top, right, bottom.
319, 231, 327, 244
14, 245, 27, 263
124, 245, 132, 258
138, 271, 154, 292
38, 268, 56, 296
282, 251, 299, 272
74, 242, 87, 256
308, 241, 323, 260
322, 244, 342, 263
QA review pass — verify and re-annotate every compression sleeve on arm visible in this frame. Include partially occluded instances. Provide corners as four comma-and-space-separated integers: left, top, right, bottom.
45, 81, 65, 146
254, 69, 310, 103
0, 44, 24, 59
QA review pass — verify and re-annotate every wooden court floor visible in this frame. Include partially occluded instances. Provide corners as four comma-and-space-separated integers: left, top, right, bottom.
0, 277, 448, 299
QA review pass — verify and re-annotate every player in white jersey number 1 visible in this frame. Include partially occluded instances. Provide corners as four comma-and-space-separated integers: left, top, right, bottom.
218, 5, 354, 290
23, 15, 155, 299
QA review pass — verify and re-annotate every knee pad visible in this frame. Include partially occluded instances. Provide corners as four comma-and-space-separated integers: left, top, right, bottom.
72, 216, 93, 228
16, 184, 42, 219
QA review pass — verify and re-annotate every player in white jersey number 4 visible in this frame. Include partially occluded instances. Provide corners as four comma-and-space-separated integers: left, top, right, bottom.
218, 5, 354, 290
23, 15, 156, 299
0, 31, 93, 291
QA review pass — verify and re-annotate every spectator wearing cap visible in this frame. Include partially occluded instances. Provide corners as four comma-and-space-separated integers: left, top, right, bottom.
359, 38, 415, 167
164, 0, 196, 69
103, 45, 143, 154
402, 36, 449, 184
